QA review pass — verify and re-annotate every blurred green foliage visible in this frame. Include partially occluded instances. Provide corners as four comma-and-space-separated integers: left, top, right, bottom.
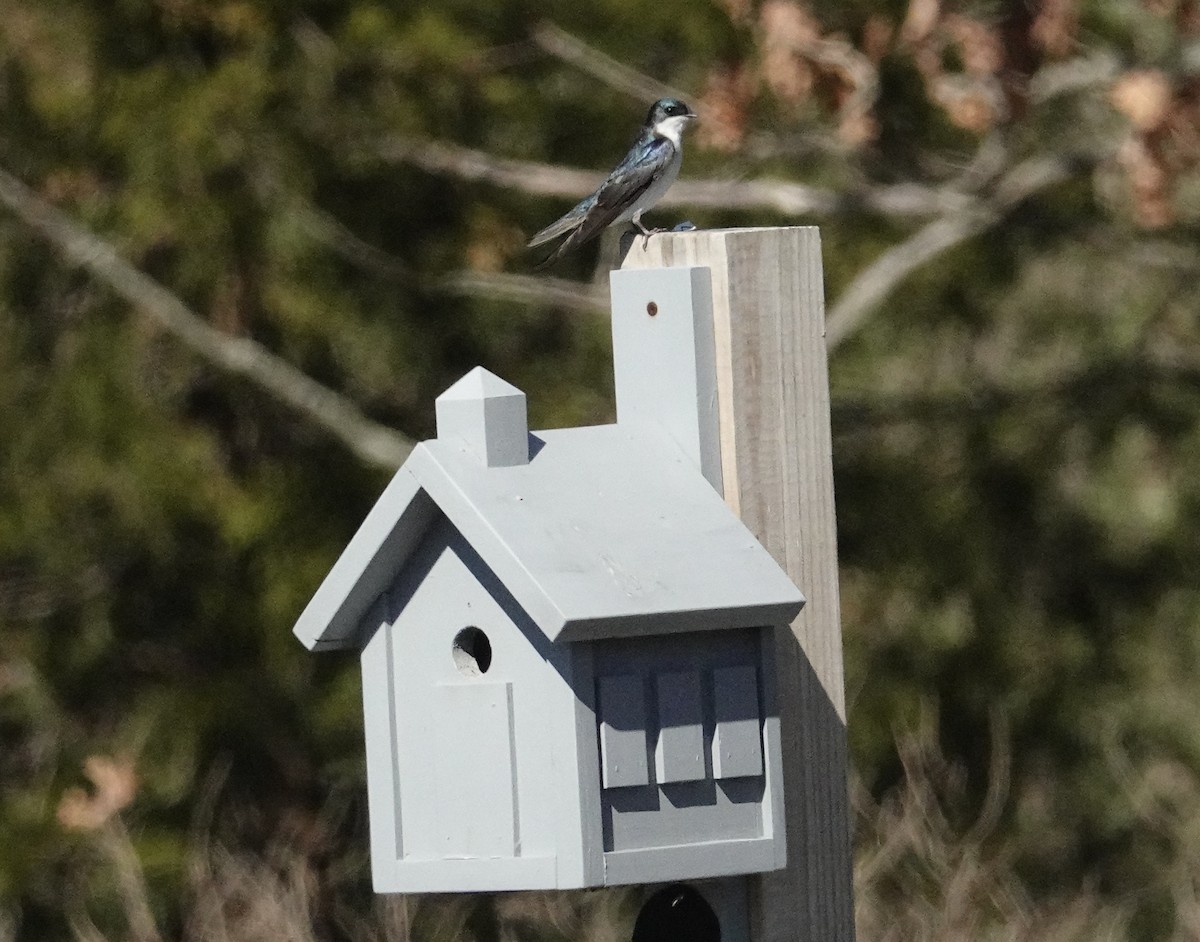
3, 0, 1200, 939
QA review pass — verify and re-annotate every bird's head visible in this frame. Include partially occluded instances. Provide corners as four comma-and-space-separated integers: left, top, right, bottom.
646, 98, 698, 146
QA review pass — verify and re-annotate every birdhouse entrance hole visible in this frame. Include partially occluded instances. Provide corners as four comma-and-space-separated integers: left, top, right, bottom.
452, 627, 492, 675
632, 884, 720, 942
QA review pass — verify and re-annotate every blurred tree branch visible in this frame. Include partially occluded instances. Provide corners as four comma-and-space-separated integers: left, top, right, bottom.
831, 347, 1200, 430
377, 135, 974, 218
436, 270, 607, 314
531, 22, 691, 105
252, 161, 603, 314
249, 163, 413, 282
0, 165, 414, 470
826, 152, 1099, 349
1029, 51, 1122, 103
102, 818, 163, 942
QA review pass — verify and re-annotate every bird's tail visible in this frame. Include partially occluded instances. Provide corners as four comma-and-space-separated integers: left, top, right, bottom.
531, 220, 594, 270
531, 244, 566, 271
528, 216, 575, 248
526, 197, 594, 247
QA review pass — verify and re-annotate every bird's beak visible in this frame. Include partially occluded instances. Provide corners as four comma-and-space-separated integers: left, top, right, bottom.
685, 111, 699, 120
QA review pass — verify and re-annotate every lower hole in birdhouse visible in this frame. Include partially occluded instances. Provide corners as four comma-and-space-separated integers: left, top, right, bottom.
632, 884, 720, 942
452, 626, 492, 675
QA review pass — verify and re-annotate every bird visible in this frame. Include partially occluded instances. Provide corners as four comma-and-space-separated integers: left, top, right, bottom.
528, 98, 697, 268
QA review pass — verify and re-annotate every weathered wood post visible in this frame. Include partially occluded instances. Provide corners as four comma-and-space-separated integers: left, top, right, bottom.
615, 227, 855, 942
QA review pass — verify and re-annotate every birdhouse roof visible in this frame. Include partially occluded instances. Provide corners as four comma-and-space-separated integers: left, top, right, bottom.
294, 383, 804, 652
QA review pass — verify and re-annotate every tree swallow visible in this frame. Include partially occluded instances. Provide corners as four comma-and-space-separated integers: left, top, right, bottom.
528, 98, 698, 268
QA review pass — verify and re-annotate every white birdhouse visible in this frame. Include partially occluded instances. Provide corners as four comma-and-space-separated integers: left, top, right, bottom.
293, 362, 804, 893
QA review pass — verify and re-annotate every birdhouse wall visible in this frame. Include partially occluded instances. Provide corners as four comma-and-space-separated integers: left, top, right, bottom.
359, 513, 593, 893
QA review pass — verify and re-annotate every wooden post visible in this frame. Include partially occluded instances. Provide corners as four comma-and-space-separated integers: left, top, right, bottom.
620, 227, 855, 942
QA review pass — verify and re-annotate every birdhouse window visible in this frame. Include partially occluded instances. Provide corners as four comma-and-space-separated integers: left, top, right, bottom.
451, 626, 492, 676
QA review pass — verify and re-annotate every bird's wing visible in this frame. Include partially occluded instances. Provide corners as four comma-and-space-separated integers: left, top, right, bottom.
566, 136, 675, 246
527, 192, 598, 247
530, 135, 675, 263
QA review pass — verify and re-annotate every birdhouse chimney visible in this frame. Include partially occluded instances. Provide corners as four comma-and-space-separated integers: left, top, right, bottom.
609, 266, 723, 494
435, 367, 530, 467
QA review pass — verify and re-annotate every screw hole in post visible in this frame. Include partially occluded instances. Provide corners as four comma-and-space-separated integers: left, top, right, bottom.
452, 627, 492, 676
646, 301, 658, 317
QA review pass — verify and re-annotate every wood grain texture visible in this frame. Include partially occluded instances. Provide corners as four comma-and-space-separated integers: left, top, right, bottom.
622, 227, 855, 942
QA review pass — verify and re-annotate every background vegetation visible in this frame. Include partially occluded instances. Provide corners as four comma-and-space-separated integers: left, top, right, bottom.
3, 0, 1200, 939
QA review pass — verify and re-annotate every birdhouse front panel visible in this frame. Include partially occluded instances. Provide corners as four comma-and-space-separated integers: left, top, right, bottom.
360, 513, 589, 893
589, 626, 785, 886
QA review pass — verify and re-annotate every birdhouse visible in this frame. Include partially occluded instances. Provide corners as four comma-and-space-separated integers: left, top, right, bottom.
293, 360, 805, 893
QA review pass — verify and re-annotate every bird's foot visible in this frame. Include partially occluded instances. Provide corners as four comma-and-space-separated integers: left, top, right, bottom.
638, 226, 666, 249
